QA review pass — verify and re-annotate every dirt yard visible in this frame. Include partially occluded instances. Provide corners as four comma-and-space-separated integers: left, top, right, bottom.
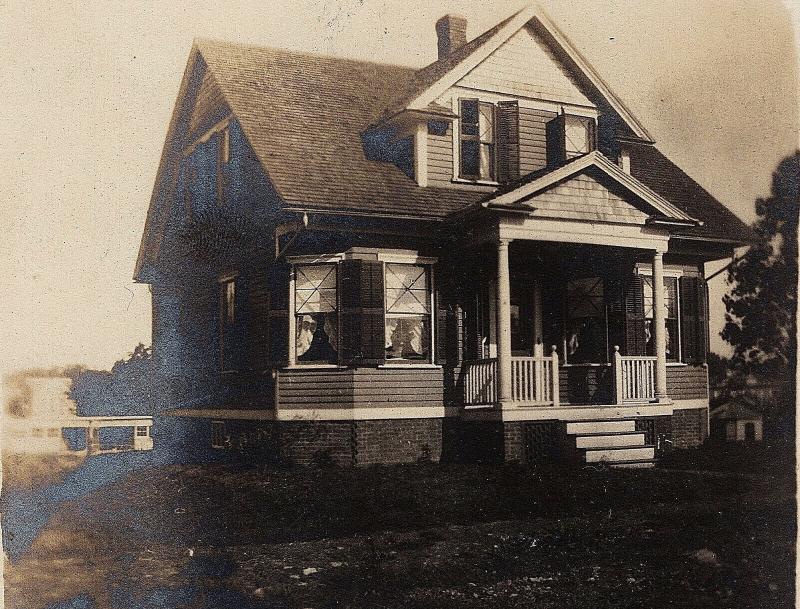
3, 447, 795, 609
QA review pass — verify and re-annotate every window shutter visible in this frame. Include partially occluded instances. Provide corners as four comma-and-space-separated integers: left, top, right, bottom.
434, 281, 450, 366
495, 101, 520, 184
623, 275, 647, 355
268, 263, 290, 365
679, 276, 708, 364
247, 271, 270, 370
546, 114, 567, 167
339, 259, 385, 366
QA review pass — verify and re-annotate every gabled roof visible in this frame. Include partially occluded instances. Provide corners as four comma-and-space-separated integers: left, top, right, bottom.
377, 3, 653, 141
135, 7, 755, 280
627, 142, 759, 242
711, 402, 762, 421
482, 151, 700, 224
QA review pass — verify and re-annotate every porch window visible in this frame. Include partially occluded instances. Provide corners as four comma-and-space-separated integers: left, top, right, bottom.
384, 263, 432, 362
643, 276, 679, 361
135, 426, 149, 437
565, 277, 607, 363
294, 264, 338, 364
459, 99, 495, 180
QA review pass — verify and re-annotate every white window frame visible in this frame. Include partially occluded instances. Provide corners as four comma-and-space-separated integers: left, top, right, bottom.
290, 261, 341, 367
285, 250, 438, 368
218, 272, 239, 373
383, 262, 436, 365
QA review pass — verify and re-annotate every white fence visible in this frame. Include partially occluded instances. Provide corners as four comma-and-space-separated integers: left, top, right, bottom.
463, 351, 559, 407
614, 348, 657, 403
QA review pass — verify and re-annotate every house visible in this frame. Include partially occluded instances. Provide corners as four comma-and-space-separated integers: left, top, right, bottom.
710, 402, 764, 443
134, 5, 755, 467
2, 375, 154, 455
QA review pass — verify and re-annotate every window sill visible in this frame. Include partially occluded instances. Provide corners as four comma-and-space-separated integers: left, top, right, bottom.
379, 363, 442, 369
283, 364, 348, 370
452, 177, 500, 187
667, 362, 688, 367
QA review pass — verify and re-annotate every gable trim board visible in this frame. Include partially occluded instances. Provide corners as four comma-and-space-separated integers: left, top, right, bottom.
401, 4, 653, 142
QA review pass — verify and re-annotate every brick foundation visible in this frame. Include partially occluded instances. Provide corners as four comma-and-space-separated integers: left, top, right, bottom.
671, 407, 709, 448
212, 418, 443, 465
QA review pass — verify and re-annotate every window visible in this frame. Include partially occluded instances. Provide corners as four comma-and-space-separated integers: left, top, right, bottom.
564, 115, 594, 158
547, 114, 596, 165
294, 264, 338, 364
385, 263, 432, 362
565, 277, 607, 363
460, 99, 495, 180
643, 275, 679, 362
135, 426, 149, 437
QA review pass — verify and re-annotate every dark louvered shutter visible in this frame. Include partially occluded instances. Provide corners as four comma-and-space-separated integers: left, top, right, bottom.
623, 275, 647, 356
496, 101, 520, 184
339, 259, 385, 366
247, 270, 270, 370
679, 276, 708, 364
268, 263, 290, 365
546, 114, 567, 167
435, 281, 450, 366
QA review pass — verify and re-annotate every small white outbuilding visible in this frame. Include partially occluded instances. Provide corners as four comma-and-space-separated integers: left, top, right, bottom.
710, 402, 763, 443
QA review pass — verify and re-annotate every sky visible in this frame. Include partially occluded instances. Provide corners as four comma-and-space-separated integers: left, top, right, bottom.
0, 0, 798, 378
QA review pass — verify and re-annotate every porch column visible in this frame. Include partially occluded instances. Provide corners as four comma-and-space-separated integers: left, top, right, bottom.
496, 239, 513, 406
652, 250, 668, 400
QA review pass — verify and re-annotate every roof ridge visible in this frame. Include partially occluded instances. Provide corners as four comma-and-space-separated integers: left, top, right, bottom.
193, 37, 418, 71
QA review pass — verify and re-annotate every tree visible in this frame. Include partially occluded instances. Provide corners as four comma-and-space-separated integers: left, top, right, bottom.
721, 151, 798, 416
70, 343, 156, 416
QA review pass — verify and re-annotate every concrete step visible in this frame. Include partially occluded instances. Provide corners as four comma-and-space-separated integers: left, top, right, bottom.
566, 420, 636, 435
575, 432, 646, 449
584, 445, 655, 463
610, 459, 656, 469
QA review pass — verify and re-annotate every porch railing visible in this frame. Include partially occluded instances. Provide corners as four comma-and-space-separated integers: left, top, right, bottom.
463, 358, 497, 406
613, 347, 657, 403
463, 349, 559, 407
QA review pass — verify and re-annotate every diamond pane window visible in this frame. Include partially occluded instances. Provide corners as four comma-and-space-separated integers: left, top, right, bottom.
385, 263, 431, 362
294, 264, 338, 364
295, 265, 337, 313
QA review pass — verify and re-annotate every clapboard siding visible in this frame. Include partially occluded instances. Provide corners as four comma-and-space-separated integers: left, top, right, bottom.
667, 365, 709, 400
277, 368, 444, 410
218, 371, 276, 409
428, 124, 454, 187
530, 172, 648, 223
458, 26, 592, 106
559, 365, 614, 405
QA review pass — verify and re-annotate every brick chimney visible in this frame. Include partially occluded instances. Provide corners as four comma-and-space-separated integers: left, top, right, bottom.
436, 14, 468, 60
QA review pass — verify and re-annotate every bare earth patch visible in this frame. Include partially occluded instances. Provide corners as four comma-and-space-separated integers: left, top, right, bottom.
3, 453, 794, 609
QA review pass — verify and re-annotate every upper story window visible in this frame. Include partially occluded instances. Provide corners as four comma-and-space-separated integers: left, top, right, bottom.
459, 99, 495, 181
546, 114, 596, 166
385, 263, 432, 362
294, 264, 338, 364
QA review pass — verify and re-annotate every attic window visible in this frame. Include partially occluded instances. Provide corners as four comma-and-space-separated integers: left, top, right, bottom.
459, 99, 495, 180
547, 114, 596, 166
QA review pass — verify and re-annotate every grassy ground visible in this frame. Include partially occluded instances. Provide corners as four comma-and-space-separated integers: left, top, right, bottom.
3, 448, 795, 609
